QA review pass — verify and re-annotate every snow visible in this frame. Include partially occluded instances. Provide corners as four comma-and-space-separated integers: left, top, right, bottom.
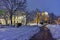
0, 26, 40, 40
46, 24, 60, 40
27, 23, 43, 27
0, 24, 60, 40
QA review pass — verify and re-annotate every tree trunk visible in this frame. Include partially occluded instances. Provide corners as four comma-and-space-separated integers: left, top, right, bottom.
10, 12, 13, 25
5, 19, 7, 25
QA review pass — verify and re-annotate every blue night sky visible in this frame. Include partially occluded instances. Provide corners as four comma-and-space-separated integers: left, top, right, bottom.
27, 0, 60, 16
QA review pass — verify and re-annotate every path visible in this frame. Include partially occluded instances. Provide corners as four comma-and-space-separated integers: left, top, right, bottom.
30, 25, 56, 40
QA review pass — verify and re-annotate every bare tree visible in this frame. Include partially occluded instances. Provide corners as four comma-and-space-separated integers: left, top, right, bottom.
3, 11, 9, 25
0, 0, 27, 25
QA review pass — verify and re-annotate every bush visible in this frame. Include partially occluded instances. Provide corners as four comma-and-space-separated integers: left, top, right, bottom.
17, 23, 22, 27
40, 22, 43, 25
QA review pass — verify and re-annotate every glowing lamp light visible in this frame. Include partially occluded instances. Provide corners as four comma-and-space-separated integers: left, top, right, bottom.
45, 12, 48, 15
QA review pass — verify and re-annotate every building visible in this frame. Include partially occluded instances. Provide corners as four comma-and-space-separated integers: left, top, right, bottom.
55, 17, 60, 24
0, 10, 26, 25
27, 11, 49, 25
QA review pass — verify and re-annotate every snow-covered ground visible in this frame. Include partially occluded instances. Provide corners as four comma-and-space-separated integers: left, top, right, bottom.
46, 24, 60, 40
0, 24, 60, 40
0, 26, 40, 40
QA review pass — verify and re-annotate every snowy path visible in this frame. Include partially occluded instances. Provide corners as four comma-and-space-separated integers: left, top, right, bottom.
0, 25, 60, 40
0, 26, 40, 40
46, 24, 60, 40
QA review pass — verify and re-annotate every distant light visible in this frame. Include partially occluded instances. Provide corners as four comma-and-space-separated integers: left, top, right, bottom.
45, 12, 48, 15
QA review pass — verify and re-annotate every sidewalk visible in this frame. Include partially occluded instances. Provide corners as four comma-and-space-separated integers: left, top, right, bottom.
30, 26, 56, 40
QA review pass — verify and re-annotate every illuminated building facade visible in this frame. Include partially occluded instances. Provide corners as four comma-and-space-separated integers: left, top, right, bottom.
0, 11, 26, 25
